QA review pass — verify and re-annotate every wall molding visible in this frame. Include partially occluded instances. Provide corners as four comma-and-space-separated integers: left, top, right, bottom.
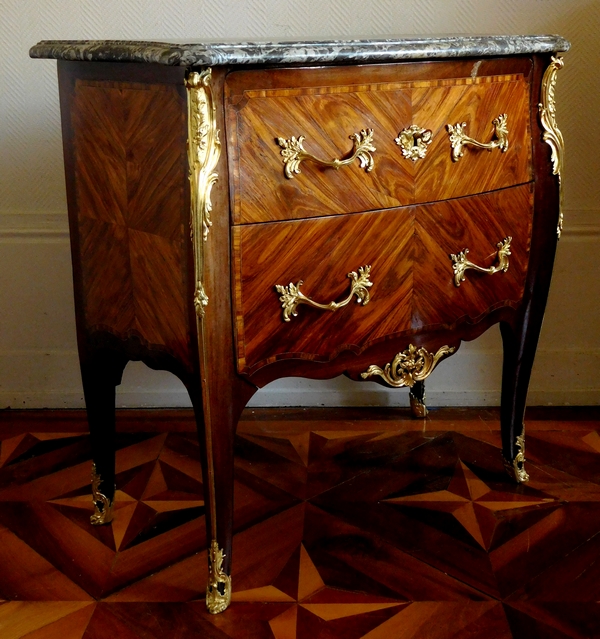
1, 347, 598, 409
560, 209, 600, 238
0, 209, 598, 239
0, 211, 69, 240
561, 224, 600, 239
2, 384, 598, 409
0, 208, 597, 409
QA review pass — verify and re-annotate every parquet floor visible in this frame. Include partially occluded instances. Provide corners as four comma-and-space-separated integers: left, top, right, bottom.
0, 407, 599, 638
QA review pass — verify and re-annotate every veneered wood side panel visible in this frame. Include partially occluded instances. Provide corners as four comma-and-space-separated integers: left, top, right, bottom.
123, 86, 187, 242
128, 229, 189, 365
78, 216, 134, 335
71, 79, 192, 369
413, 184, 534, 329
72, 85, 127, 226
234, 208, 414, 372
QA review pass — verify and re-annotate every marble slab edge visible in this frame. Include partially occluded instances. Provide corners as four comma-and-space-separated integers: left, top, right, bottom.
30, 35, 570, 67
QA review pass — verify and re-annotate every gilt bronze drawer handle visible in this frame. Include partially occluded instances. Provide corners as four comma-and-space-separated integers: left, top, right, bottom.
277, 129, 375, 179
361, 344, 456, 388
446, 114, 509, 162
450, 236, 512, 287
395, 125, 432, 161
275, 265, 372, 322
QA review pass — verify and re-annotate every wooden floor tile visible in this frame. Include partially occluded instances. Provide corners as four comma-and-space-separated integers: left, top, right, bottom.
0, 602, 94, 639
0, 523, 92, 601
0, 407, 598, 637
504, 602, 600, 639
21, 603, 96, 639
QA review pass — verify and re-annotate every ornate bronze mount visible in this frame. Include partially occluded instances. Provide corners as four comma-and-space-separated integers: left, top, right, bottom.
90, 463, 114, 526
395, 125, 432, 161
450, 237, 512, 287
193, 282, 209, 319
447, 114, 509, 162
539, 56, 565, 238
206, 540, 232, 614
277, 129, 375, 179
275, 265, 373, 322
186, 68, 220, 244
503, 431, 530, 483
186, 68, 221, 320
361, 344, 455, 388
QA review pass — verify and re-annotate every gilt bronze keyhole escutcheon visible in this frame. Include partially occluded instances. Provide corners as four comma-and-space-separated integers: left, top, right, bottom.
395, 125, 433, 162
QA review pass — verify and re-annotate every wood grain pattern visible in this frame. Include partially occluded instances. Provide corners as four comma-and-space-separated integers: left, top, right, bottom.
0, 408, 599, 638
413, 184, 533, 329
412, 77, 532, 202
71, 78, 192, 370
234, 207, 413, 372
234, 185, 532, 373
226, 61, 532, 225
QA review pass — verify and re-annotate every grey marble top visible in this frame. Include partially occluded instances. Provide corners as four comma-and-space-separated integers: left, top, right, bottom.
30, 35, 569, 67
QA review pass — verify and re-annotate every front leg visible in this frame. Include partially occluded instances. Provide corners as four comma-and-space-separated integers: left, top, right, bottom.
185, 65, 257, 612
500, 322, 531, 483
188, 373, 255, 614
499, 53, 567, 483
189, 380, 234, 615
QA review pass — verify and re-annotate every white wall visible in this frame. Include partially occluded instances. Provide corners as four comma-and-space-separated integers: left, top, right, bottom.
0, 0, 598, 409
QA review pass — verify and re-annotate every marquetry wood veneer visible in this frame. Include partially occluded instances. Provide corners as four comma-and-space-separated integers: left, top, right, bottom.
234, 184, 533, 372
40, 44, 565, 615
226, 59, 532, 223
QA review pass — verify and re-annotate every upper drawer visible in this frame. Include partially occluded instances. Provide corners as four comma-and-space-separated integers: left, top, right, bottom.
225, 59, 532, 225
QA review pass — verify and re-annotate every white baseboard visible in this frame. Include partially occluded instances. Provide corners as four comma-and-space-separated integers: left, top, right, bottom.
0, 346, 598, 409
245, 346, 600, 407
247, 387, 600, 408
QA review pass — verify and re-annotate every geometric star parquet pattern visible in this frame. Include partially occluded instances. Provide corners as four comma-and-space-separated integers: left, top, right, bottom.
0, 407, 599, 638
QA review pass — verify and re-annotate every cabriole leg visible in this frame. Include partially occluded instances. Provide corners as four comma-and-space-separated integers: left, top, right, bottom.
500, 322, 531, 483
81, 352, 127, 525
188, 381, 240, 615
496, 52, 565, 483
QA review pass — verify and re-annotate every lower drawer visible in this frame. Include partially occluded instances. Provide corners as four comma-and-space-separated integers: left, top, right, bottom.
413, 184, 533, 329
233, 184, 533, 373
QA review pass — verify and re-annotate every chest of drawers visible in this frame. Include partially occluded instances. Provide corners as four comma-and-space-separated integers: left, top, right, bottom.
31, 35, 569, 613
